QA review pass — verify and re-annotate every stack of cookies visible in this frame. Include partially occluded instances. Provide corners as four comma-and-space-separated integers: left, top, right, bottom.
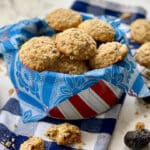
19, 8, 128, 75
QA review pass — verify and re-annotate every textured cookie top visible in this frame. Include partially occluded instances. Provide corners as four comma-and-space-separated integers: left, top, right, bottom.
55, 28, 97, 60
130, 19, 150, 44
20, 137, 44, 150
19, 36, 60, 71
134, 42, 150, 68
90, 42, 128, 69
45, 8, 82, 31
48, 56, 88, 75
45, 123, 81, 145
78, 19, 115, 42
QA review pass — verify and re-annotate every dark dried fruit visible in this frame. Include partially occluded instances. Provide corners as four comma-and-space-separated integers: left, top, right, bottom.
124, 129, 150, 149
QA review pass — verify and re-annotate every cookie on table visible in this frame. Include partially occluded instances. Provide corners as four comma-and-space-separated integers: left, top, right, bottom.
45, 8, 82, 31
19, 137, 44, 150
134, 42, 150, 68
130, 19, 150, 44
19, 36, 60, 72
49, 56, 88, 75
78, 19, 115, 42
89, 42, 128, 69
55, 28, 97, 60
45, 123, 81, 145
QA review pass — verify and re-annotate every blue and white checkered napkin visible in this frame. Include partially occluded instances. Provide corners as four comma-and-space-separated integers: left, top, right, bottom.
0, 0, 148, 150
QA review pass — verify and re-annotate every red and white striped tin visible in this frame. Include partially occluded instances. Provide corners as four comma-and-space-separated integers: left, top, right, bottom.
49, 80, 123, 119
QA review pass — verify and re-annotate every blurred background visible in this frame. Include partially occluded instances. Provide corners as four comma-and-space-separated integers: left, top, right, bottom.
0, 0, 150, 26
0, 0, 150, 150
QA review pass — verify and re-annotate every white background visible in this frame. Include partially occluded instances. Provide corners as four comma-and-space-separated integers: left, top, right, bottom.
0, 0, 150, 150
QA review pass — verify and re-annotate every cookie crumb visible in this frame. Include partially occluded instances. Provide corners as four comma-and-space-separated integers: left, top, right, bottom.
14, 124, 17, 128
0, 66, 4, 72
76, 141, 85, 149
1, 141, 5, 145
12, 144, 15, 148
8, 88, 14, 96
11, 138, 15, 142
5, 141, 11, 148
2, 138, 6, 142
135, 122, 145, 130
134, 111, 139, 115
121, 12, 131, 19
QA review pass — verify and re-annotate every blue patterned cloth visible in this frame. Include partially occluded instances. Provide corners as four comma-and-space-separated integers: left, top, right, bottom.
0, 95, 125, 150
0, 0, 149, 150
0, 9, 149, 123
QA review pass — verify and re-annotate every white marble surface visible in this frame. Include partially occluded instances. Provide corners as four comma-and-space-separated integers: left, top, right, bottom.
0, 0, 150, 150
0, 0, 73, 26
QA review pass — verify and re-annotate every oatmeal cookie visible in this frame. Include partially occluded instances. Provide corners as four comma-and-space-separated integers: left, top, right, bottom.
130, 19, 150, 44
134, 42, 150, 68
45, 123, 81, 145
19, 137, 44, 150
19, 36, 60, 71
45, 8, 82, 31
89, 42, 128, 69
55, 28, 96, 60
49, 56, 88, 74
78, 19, 115, 42
121, 12, 132, 19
